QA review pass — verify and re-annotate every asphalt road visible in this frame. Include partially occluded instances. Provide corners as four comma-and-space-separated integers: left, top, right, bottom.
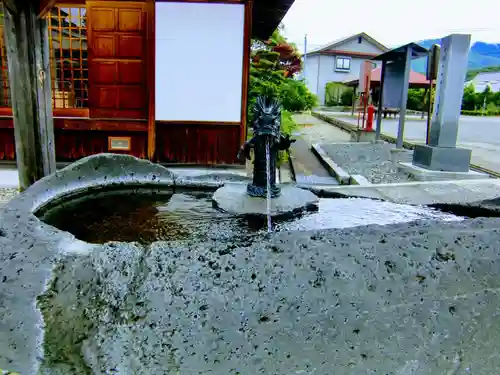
325, 112, 500, 174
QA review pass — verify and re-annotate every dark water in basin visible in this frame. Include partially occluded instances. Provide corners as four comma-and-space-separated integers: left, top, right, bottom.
37, 188, 462, 245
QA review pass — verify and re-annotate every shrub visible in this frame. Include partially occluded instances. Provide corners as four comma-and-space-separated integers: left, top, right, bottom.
340, 88, 354, 106
280, 109, 297, 136
461, 109, 500, 116
325, 82, 348, 106
278, 79, 318, 112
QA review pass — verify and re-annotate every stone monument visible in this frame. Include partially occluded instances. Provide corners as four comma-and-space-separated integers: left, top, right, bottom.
412, 34, 472, 172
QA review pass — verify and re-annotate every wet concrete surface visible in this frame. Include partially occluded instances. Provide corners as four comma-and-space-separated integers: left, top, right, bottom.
2, 154, 500, 374
34, 218, 500, 374
324, 113, 500, 174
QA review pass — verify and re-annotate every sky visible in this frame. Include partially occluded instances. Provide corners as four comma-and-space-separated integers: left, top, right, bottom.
281, 0, 500, 53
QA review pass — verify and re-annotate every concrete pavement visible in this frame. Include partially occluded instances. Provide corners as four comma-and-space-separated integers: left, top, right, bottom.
288, 114, 349, 185
319, 112, 500, 174
304, 178, 500, 206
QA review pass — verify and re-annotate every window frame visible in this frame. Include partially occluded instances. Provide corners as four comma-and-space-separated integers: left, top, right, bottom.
335, 56, 351, 72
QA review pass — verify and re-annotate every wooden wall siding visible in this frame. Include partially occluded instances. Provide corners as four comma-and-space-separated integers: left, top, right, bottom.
87, 1, 148, 119
0, 7, 12, 108
0, 128, 15, 161
55, 131, 147, 160
156, 124, 241, 164
0, 118, 147, 161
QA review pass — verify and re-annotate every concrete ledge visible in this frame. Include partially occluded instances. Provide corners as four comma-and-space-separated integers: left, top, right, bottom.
350, 129, 377, 143
350, 174, 373, 186
398, 162, 488, 181
390, 148, 411, 163
311, 143, 351, 185
302, 178, 500, 205
287, 150, 297, 182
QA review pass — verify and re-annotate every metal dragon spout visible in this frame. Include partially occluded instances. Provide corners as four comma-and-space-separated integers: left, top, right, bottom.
237, 96, 295, 198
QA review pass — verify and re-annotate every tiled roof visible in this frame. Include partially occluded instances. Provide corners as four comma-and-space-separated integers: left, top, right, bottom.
370, 67, 430, 85
305, 32, 388, 56
343, 67, 430, 88
253, 0, 296, 40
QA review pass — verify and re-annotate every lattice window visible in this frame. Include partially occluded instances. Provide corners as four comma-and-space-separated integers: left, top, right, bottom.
48, 7, 88, 109
0, 4, 11, 108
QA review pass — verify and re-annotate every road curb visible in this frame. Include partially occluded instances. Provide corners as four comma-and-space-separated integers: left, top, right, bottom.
349, 174, 372, 186
310, 143, 351, 185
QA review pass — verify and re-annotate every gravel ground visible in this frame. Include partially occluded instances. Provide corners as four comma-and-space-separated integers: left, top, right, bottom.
320, 142, 416, 184
0, 188, 18, 206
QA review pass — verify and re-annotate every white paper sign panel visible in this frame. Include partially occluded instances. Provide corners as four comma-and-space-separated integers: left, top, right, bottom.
382, 59, 406, 109
155, 2, 245, 122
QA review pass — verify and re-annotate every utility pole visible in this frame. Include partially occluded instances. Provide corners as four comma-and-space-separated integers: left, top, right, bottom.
303, 34, 308, 84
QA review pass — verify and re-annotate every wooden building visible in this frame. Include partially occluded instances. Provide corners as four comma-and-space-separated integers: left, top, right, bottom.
0, 0, 295, 165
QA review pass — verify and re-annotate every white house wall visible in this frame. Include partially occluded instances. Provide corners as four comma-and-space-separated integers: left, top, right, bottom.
337, 37, 384, 54
313, 56, 381, 105
307, 36, 386, 105
304, 55, 319, 96
155, 2, 245, 122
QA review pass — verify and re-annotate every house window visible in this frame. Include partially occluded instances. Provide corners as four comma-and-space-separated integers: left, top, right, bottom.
372, 62, 377, 69
0, 4, 11, 108
48, 7, 88, 109
0, 5, 88, 111
336, 57, 351, 72
358, 36, 362, 44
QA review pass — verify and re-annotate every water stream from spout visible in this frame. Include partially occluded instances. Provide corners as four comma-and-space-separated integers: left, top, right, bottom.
265, 137, 272, 233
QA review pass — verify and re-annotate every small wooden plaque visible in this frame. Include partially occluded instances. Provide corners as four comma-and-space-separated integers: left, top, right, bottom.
108, 136, 131, 151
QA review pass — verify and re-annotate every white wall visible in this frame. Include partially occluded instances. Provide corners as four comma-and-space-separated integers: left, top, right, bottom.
338, 37, 384, 54
304, 55, 319, 96
155, 2, 245, 122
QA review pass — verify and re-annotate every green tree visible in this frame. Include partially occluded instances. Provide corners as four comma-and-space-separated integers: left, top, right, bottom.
406, 89, 426, 111
248, 26, 317, 128
479, 85, 495, 108
461, 83, 477, 110
340, 88, 354, 106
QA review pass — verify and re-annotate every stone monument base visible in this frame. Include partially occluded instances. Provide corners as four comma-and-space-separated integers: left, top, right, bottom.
351, 129, 376, 143
398, 162, 488, 181
412, 144, 472, 172
213, 184, 319, 217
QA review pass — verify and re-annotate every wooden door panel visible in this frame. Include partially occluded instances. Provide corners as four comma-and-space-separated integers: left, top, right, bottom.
95, 87, 118, 108
118, 35, 143, 58
88, 1, 148, 121
93, 35, 116, 58
91, 61, 118, 84
118, 87, 144, 109
118, 62, 143, 84
118, 8, 144, 32
90, 8, 116, 31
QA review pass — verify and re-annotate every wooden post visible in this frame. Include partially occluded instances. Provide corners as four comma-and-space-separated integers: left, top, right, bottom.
375, 60, 386, 141
3, 1, 56, 191
426, 80, 433, 144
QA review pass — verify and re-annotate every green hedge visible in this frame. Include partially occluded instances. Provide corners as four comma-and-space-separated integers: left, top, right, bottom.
461, 109, 500, 116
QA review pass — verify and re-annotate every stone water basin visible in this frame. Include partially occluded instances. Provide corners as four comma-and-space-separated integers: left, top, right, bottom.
2, 154, 500, 375
36, 188, 462, 245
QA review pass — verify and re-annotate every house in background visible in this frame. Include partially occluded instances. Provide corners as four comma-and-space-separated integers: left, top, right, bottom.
303, 32, 389, 105
466, 71, 500, 93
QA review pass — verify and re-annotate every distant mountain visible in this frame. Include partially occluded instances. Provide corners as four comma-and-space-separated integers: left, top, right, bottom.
411, 39, 500, 76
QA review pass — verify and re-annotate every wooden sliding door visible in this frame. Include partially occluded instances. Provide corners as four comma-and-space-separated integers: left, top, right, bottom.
87, 1, 148, 119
